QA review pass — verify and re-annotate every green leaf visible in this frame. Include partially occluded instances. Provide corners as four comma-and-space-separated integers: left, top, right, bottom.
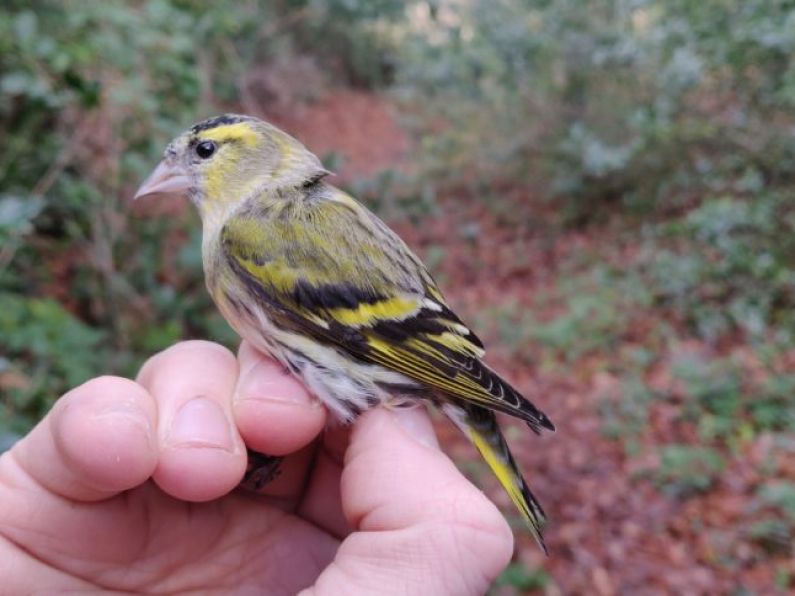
495, 563, 551, 591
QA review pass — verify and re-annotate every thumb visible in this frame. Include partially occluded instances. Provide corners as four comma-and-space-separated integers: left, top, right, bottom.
303, 406, 513, 596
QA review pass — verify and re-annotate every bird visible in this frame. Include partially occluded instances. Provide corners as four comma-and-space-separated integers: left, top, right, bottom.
134, 114, 555, 551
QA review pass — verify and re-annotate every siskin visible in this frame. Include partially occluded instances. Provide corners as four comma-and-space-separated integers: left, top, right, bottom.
135, 115, 555, 551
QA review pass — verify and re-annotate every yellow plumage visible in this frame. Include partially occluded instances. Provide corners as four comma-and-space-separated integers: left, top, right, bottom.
135, 114, 554, 552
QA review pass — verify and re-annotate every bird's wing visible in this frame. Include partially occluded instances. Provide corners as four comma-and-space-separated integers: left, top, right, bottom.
220, 186, 553, 432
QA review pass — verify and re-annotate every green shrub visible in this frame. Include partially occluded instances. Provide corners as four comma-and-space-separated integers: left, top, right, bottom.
673, 356, 745, 441
749, 482, 795, 553
0, 294, 106, 429
394, 0, 795, 222
0, 0, 285, 430
655, 444, 726, 497
598, 376, 654, 444
494, 563, 551, 592
646, 194, 795, 345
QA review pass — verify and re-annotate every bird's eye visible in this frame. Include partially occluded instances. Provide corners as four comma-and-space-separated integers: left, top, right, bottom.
195, 141, 217, 159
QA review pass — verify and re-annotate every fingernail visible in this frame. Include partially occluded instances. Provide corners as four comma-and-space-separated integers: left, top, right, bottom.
236, 357, 316, 406
168, 397, 234, 451
391, 407, 439, 449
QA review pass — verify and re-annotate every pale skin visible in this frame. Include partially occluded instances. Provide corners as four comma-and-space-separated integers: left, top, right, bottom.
0, 340, 514, 594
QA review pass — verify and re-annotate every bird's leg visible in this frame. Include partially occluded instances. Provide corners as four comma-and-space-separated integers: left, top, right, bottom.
240, 449, 284, 491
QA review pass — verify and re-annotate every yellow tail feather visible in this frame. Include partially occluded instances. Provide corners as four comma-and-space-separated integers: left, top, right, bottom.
469, 427, 548, 554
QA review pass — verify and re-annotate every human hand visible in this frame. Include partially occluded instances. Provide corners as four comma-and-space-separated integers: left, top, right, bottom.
0, 341, 513, 595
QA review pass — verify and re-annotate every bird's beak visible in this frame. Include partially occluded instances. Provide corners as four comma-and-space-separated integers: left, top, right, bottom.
134, 160, 190, 201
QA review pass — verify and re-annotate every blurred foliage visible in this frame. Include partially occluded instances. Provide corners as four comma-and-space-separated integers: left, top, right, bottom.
645, 194, 795, 345
493, 563, 551, 592
598, 375, 655, 451
396, 0, 795, 214
528, 265, 653, 364
749, 480, 795, 555
675, 355, 795, 440
0, 294, 105, 431
654, 443, 726, 497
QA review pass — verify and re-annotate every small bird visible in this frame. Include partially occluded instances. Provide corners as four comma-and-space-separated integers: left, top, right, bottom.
135, 114, 555, 551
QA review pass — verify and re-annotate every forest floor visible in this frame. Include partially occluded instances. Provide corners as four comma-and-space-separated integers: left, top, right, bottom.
274, 91, 793, 595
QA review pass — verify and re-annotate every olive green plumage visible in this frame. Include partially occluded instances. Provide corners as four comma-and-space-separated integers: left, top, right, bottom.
135, 114, 555, 552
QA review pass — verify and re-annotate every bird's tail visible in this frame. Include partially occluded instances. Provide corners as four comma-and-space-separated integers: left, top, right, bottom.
442, 402, 548, 554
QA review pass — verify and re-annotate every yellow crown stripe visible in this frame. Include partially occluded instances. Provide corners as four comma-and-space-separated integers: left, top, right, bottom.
201, 122, 260, 146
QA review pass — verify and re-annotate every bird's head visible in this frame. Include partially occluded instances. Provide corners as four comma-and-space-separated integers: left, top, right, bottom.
134, 114, 328, 216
